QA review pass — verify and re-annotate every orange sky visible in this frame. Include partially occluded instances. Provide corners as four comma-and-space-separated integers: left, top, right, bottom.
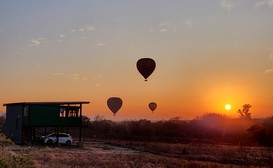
1, 1, 273, 120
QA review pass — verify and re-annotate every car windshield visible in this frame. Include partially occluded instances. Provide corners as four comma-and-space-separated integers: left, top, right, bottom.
47, 133, 69, 137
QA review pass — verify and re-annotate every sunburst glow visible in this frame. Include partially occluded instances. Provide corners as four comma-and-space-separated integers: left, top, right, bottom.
225, 104, 231, 110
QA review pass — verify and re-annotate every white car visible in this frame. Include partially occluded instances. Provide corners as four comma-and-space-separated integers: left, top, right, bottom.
41, 133, 73, 145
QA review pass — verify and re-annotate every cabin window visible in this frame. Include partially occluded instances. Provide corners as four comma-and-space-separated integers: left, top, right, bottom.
60, 107, 79, 117
23, 106, 29, 117
68, 108, 79, 117
59, 108, 65, 117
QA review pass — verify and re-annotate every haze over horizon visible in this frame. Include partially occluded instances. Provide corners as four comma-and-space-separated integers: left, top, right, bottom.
1, 0, 273, 121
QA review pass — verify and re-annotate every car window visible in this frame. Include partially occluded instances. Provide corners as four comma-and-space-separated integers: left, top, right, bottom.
47, 133, 70, 138
59, 134, 69, 137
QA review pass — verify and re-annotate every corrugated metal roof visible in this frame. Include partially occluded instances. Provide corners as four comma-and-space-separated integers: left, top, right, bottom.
3, 101, 90, 106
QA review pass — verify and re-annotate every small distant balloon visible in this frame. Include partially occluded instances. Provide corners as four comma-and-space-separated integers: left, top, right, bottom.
107, 97, 123, 116
136, 58, 156, 81
149, 102, 157, 112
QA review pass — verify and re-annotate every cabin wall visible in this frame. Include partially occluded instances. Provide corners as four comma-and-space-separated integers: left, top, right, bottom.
5, 104, 23, 144
4, 102, 85, 144
27, 105, 59, 126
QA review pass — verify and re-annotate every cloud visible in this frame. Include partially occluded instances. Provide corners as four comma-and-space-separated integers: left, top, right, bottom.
157, 22, 176, 32
72, 74, 88, 81
29, 39, 41, 47
56, 34, 66, 42
93, 74, 102, 87
96, 40, 106, 46
72, 74, 80, 80
52, 72, 64, 76
59, 34, 65, 38
265, 69, 273, 73
85, 25, 96, 32
159, 28, 168, 32
158, 22, 170, 32
185, 20, 192, 29
255, 0, 273, 7
53, 73, 88, 81
29, 38, 47, 47
159, 22, 169, 26
71, 25, 96, 33
221, 0, 233, 10
78, 28, 85, 32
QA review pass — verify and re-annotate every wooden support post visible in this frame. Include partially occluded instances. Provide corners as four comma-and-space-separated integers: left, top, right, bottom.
79, 103, 82, 143
44, 127, 47, 137
33, 127, 36, 144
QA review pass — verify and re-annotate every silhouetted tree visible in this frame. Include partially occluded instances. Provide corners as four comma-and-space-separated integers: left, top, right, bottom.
0, 114, 5, 133
248, 119, 273, 147
169, 116, 182, 121
189, 113, 227, 140
238, 104, 252, 119
82, 115, 90, 127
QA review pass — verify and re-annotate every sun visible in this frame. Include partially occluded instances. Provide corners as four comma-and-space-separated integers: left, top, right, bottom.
225, 104, 231, 110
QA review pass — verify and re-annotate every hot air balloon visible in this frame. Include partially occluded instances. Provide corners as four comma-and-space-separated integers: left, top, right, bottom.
107, 97, 122, 116
136, 58, 156, 81
149, 102, 157, 112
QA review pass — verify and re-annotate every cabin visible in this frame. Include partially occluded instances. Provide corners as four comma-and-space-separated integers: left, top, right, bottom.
3, 101, 90, 144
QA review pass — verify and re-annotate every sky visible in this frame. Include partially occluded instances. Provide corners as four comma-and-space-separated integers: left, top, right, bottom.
1, 0, 273, 121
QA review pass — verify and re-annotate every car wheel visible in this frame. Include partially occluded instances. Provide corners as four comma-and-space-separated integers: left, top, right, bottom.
47, 139, 53, 144
66, 140, 71, 146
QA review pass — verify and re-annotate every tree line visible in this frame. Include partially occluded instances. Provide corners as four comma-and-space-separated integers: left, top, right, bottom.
77, 112, 273, 147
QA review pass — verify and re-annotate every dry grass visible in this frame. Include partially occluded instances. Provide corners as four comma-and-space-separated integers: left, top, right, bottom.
105, 140, 273, 167
0, 149, 35, 168
1, 132, 273, 168
0, 134, 34, 168
0, 133, 13, 146
21, 144, 241, 168
5, 141, 272, 168
0, 134, 35, 168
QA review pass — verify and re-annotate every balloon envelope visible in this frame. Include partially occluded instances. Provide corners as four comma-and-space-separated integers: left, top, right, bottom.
149, 102, 157, 112
107, 97, 122, 116
137, 58, 156, 81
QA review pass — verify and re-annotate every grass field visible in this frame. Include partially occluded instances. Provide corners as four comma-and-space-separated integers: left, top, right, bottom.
104, 140, 273, 167
0, 133, 35, 168
1, 133, 273, 168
